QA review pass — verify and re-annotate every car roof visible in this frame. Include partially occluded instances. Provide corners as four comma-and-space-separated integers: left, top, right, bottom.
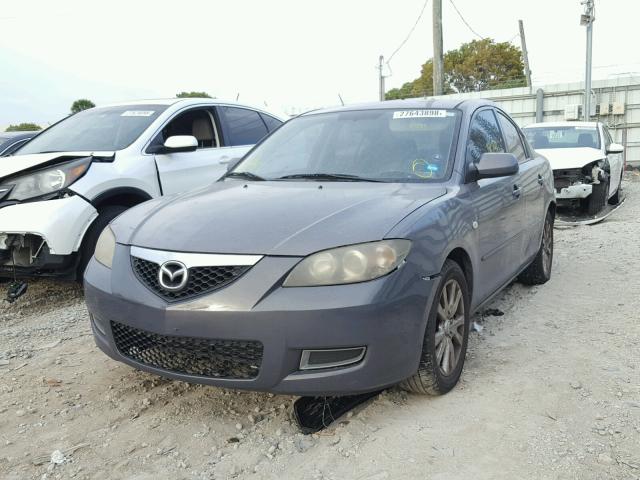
301, 98, 496, 116
0, 131, 39, 139
524, 121, 599, 129
97, 98, 286, 119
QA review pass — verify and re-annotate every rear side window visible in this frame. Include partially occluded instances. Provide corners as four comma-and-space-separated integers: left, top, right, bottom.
466, 109, 505, 164
497, 112, 527, 163
260, 113, 283, 132
218, 107, 268, 146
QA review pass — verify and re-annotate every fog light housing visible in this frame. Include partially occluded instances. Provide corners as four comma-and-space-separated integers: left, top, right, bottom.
299, 347, 366, 370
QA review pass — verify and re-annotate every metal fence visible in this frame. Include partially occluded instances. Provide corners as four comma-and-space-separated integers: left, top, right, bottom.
428, 75, 640, 166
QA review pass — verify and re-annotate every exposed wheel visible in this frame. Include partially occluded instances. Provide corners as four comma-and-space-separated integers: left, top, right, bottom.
76, 205, 127, 280
518, 209, 553, 285
608, 170, 623, 205
587, 173, 609, 215
401, 259, 470, 395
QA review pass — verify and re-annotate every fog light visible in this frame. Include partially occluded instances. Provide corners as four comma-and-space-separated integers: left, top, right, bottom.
299, 347, 366, 370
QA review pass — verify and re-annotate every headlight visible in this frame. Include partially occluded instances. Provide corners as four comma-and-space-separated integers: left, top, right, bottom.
284, 239, 411, 287
94, 226, 116, 269
0, 157, 91, 201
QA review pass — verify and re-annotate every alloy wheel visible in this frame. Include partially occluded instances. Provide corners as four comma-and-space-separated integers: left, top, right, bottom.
435, 279, 465, 376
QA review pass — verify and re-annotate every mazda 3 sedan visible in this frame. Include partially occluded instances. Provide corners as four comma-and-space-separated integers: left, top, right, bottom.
85, 99, 555, 396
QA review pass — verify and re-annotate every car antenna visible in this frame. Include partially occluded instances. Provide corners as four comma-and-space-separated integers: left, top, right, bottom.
236, 93, 240, 101
338, 94, 345, 106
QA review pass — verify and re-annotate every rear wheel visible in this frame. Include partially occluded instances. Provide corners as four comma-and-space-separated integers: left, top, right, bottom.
518, 209, 553, 285
76, 206, 127, 280
401, 260, 470, 395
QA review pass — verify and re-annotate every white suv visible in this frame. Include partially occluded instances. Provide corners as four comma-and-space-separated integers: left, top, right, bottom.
0, 98, 284, 279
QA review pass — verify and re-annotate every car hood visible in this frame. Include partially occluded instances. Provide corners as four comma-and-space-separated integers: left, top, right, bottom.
114, 181, 447, 256
535, 147, 605, 170
0, 151, 114, 180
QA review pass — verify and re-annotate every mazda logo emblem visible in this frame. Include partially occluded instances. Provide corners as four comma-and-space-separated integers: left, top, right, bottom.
158, 261, 188, 291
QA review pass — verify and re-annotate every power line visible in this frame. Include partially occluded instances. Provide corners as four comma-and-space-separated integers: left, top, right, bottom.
448, 0, 484, 39
386, 0, 430, 65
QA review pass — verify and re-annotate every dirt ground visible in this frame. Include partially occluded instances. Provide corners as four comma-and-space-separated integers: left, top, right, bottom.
1, 174, 639, 480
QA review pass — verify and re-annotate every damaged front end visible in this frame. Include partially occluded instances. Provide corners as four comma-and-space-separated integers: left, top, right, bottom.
553, 161, 607, 202
0, 233, 78, 277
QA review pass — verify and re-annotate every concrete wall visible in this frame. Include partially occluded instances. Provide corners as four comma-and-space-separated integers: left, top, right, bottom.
429, 75, 640, 166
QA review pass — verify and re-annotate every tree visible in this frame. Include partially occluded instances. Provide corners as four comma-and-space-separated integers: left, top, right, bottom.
70, 99, 96, 114
176, 91, 212, 98
5, 122, 41, 132
386, 39, 526, 100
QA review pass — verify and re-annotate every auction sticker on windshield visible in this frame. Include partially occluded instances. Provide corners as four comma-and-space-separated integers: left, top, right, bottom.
121, 111, 156, 117
393, 110, 448, 119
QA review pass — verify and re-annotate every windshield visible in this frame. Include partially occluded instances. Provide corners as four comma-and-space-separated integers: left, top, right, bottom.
524, 126, 600, 150
16, 105, 168, 155
233, 108, 460, 182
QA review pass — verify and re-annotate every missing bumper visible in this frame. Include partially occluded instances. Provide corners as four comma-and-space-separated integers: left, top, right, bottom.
299, 347, 366, 371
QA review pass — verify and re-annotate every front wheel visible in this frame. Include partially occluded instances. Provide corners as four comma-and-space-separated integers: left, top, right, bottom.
518, 209, 553, 285
401, 259, 470, 395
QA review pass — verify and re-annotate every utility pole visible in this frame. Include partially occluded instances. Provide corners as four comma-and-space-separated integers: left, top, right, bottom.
432, 0, 444, 96
518, 20, 532, 92
378, 55, 386, 101
581, 0, 595, 120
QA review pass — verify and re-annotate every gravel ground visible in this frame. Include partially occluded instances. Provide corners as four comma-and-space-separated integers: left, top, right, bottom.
1, 173, 639, 480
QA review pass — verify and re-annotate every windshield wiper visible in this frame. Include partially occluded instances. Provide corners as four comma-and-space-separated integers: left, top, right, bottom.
276, 173, 382, 182
224, 171, 266, 181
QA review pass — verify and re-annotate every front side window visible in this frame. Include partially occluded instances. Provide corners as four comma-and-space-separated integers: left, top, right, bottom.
524, 126, 600, 150
466, 109, 505, 165
17, 105, 168, 154
234, 108, 460, 182
497, 112, 527, 163
151, 108, 218, 150
218, 107, 269, 146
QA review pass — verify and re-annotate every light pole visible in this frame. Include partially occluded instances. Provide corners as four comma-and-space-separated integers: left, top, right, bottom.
581, 0, 595, 121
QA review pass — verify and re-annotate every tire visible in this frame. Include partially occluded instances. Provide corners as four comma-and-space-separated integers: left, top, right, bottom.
76, 205, 128, 280
518, 209, 553, 285
608, 171, 623, 205
587, 173, 609, 215
401, 259, 470, 395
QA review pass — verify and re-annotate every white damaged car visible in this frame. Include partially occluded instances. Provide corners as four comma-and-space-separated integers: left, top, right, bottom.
0, 98, 283, 279
523, 121, 624, 215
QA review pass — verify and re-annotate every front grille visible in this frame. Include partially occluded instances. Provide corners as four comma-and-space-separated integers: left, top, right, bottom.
132, 257, 250, 302
111, 321, 263, 379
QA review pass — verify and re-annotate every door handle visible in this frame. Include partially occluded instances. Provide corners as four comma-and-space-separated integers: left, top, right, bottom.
537, 174, 544, 185
512, 185, 521, 199
219, 156, 231, 165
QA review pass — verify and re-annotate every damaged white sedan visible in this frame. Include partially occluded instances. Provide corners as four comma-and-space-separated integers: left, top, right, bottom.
523, 121, 624, 215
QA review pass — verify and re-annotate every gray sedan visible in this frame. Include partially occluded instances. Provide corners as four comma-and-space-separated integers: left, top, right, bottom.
84, 99, 555, 396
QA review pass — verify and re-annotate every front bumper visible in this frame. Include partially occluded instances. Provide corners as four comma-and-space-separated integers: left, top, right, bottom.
0, 195, 98, 255
84, 244, 436, 396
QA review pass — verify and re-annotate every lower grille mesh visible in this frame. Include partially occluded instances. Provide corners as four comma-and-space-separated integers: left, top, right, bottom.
111, 321, 263, 379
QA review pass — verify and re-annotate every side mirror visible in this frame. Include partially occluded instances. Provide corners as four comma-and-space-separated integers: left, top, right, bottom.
474, 152, 519, 180
226, 157, 243, 171
607, 143, 624, 154
163, 135, 198, 153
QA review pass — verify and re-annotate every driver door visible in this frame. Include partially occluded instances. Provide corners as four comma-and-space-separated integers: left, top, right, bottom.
152, 108, 229, 195
466, 108, 526, 301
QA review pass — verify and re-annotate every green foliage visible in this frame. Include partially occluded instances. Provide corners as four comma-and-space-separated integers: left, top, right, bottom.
176, 91, 212, 98
386, 39, 526, 100
70, 99, 96, 114
5, 122, 41, 132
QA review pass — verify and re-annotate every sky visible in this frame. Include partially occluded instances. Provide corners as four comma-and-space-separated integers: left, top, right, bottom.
0, 0, 637, 127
